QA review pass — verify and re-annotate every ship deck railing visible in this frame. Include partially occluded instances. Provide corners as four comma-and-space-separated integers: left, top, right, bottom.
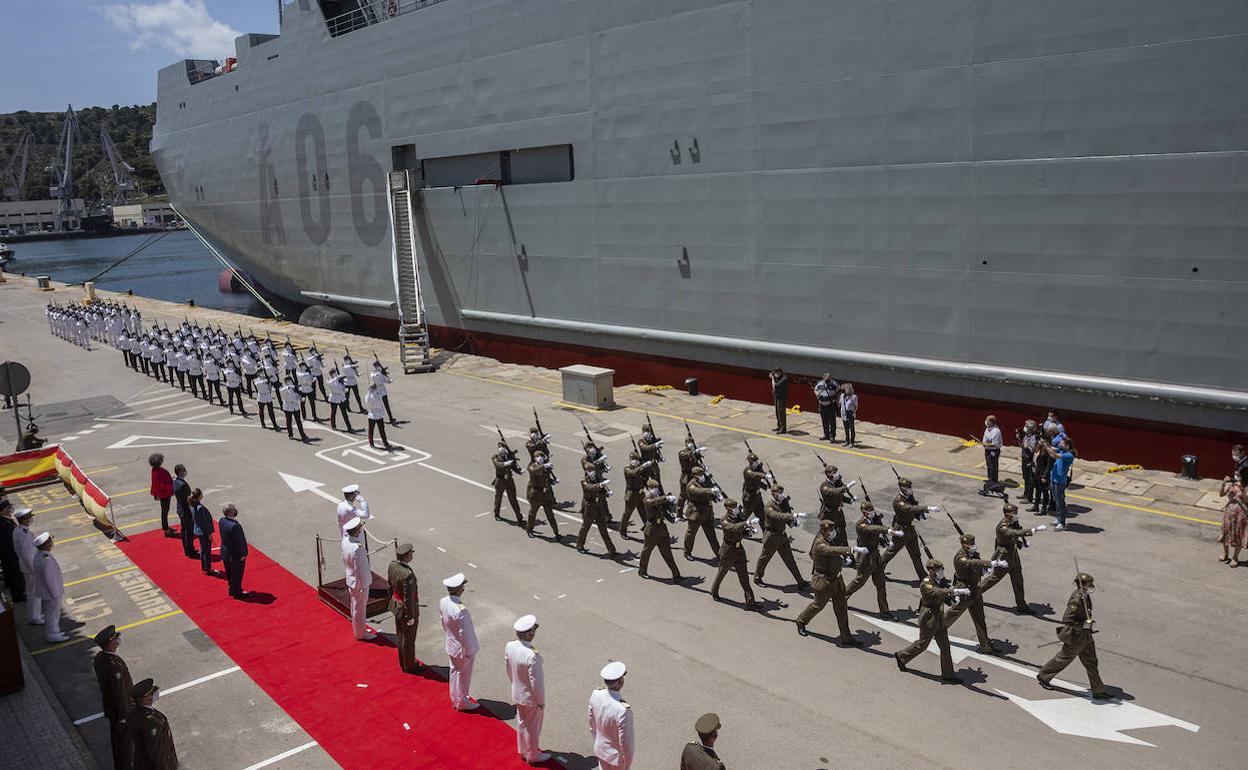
325, 0, 453, 37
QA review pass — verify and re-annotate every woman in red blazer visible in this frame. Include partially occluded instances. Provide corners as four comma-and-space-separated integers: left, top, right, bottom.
149, 453, 176, 537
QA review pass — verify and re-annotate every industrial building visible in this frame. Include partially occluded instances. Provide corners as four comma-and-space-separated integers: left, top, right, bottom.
0, 198, 84, 235
112, 202, 177, 229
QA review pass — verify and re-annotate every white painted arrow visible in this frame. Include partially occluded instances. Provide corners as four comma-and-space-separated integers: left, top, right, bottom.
995, 691, 1199, 746
854, 612, 1201, 745
278, 472, 341, 504
107, 434, 229, 450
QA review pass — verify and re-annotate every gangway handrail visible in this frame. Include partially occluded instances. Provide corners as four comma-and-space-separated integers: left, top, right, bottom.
324, 0, 454, 37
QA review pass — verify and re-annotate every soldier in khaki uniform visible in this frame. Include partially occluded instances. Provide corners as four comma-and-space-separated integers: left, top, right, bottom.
126, 679, 177, 770
895, 560, 969, 683
638, 480, 684, 581
881, 477, 935, 581
525, 452, 562, 540
844, 501, 894, 619
492, 441, 524, 525
388, 542, 421, 673
638, 425, 665, 491
581, 440, 609, 477
1037, 573, 1110, 699
816, 465, 852, 546
710, 500, 756, 609
944, 534, 1005, 654
676, 436, 699, 514
682, 467, 721, 561
92, 625, 133, 770
525, 426, 550, 462
795, 520, 864, 643
752, 486, 810, 591
680, 712, 726, 770
618, 450, 650, 539
740, 453, 769, 532
577, 467, 618, 558
978, 503, 1046, 613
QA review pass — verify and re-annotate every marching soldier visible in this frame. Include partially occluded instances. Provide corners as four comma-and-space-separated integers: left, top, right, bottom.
525, 452, 562, 540
844, 501, 893, 619
681, 713, 726, 770
978, 503, 1046, 613
618, 450, 650, 539
1037, 573, 1110, 699
92, 625, 133, 770
676, 436, 699, 513
505, 614, 550, 765
589, 661, 635, 770
753, 486, 810, 591
682, 466, 721, 560
388, 542, 421, 673
741, 453, 770, 533
526, 426, 550, 462
126, 679, 178, 770
894, 560, 969, 683
881, 477, 937, 581
581, 439, 609, 477
795, 520, 864, 644
816, 465, 852, 546
944, 534, 1006, 654
577, 466, 618, 558
710, 500, 756, 609
638, 479, 685, 581
492, 440, 525, 524
638, 424, 664, 491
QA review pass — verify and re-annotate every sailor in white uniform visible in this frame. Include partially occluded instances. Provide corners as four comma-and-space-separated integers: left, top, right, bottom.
370, 361, 397, 425
254, 376, 277, 430
32, 532, 68, 643
13, 509, 40, 623
439, 573, 480, 711
327, 368, 354, 433
335, 484, 371, 534
589, 661, 635, 770
505, 614, 550, 764
279, 378, 308, 441
341, 517, 375, 640
341, 355, 364, 413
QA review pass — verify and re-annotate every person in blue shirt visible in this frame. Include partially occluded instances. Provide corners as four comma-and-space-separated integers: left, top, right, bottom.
218, 504, 249, 599
1043, 438, 1076, 530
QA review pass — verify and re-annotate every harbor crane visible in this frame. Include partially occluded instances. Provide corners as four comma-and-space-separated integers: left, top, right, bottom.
1, 128, 34, 201
47, 105, 82, 231
100, 126, 140, 205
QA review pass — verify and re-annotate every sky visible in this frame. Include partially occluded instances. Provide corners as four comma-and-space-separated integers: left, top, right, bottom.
1, 1, 279, 113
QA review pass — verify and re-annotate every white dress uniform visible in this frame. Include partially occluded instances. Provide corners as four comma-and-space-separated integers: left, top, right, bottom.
328, 376, 347, 404
255, 378, 273, 404
505, 629, 546, 762
279, 383, 301, 414
370, 368, 390, 396
335, 495, 370, 534
439, 584, 480, 709
13, 521, 41, 622
365, 389, 386, 421
32, 543, 67, 642
588, 685, 635, 770
341, 529, 372, 639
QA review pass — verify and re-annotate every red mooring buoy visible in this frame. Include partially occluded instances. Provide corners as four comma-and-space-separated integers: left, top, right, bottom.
217, 268, 243, 293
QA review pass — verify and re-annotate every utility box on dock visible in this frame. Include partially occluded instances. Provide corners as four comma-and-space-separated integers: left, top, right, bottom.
560, 365, 615, 409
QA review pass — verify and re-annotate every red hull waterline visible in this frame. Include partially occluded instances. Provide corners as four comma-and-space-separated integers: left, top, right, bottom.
349, 314, 1242, 478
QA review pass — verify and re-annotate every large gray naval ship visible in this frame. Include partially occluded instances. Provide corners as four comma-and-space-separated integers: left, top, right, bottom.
151, 0, 1248, 465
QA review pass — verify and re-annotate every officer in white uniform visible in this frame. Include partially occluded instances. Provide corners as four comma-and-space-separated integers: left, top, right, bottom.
254, 376, 277, 430
336, 484, 371, 533
341, 517, 375, 640
370, 361, 397, 425
32, 532, 68, 642
589, 661, 635, 770
439, 573, 480, 711
13, 509, 40, 623
279, 378, 308, 441
505, 614, 550, 765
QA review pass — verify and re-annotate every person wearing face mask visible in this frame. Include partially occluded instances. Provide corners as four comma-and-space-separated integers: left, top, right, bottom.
1016, 420, 1040, 503
580, 440, 609, 476
740, 452, 770, 535
618, 450, 650, 539
981, 415, 1003, 492
682, 466, 722, 561
638, 480, 685, 581
710, 500, 756, 610
844, 501, 893, 619
816, 465, 852, 545
795, 520, 863, 644
126, 679, 178, 770
577, 466, 618, 559
676, 436, 700, 514
1218, 469, 1247, 567
1037, 573, 1110, 699
978, 503, 1046, 613
894, 559, 967, 683
753, 485, 810, 592
1233, 445, 1248, 484
880, 477, 936, 582
943, 533, 1007, 654
492, 439, 525, 524
279, 376, 309, 442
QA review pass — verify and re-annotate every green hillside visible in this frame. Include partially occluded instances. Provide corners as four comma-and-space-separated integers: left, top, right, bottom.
0, 104, 164, 204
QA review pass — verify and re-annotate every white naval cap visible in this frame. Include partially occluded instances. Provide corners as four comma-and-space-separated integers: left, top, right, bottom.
342, 484, 360, 495
600, 661, 627, 681
442, 572, 467, 589
343, 516, 364, 532
33, 531, 52, 547
513, 614, 538, 633
15, 507, 33, 519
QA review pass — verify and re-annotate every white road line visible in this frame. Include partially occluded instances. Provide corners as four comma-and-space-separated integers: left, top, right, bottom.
145, 402, 219, 418
239, 741, 319, 770
77, 429, 94, 435
618, 567, 634, 574
557, 594, 567, 599
127, 392, 186, 407
417, 462, 493, 491
436, 546, 446, 553
91, 424, 107, 429
474, 512, 491, 518
73, 666, 242, 725
100, 417, 256, 428
217, 415, 247, 423
143, 398, 206, 414
596, 579, 605, 583
467, 562, 477, 569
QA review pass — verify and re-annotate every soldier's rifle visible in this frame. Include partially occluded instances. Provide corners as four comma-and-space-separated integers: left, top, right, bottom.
579, 419, 609, 468
373, 350, 388, 376
532, 407, 551, 442
1074, 556, 1095, 632
945, 508, 965, 537
496, 425, 523, 472
644, 411, 664, 462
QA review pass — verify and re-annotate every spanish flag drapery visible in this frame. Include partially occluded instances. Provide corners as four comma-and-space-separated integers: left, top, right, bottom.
0, 445, 59, 487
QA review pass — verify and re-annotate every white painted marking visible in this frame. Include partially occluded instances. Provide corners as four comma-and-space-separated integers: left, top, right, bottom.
76, 430, 94, 435
474, 512, 491, 518
315, 441, 429, 475
557, 594, 567, 599
101, 417, 253, 428
73, 666, 242, 725
217, 415, 246, 423
277, 472, 341, 504
618, 567, 634, 574
467, 562, 477, 569
91, 424, 107, 429
417, 461, 492, 490
595, 579, 605, 583
436, 547, 446, 553
144, 399, 206, 415
996, 691, 1199, 746
103, 412, 137, 419
533, 595, 540, 601
240, 741, 318, 770
107, 434, 229, 450
61, 436, 78, 441
126, 392, 184, 407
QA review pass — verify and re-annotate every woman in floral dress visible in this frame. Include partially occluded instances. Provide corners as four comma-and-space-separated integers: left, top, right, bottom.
1219, 470, 1247, 567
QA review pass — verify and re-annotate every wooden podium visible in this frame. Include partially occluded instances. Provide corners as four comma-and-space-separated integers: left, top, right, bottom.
315, 533, 394, 619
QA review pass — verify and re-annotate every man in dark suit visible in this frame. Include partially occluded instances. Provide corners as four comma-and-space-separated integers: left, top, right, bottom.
172, 464, 196, 560
189, 489, 215, 575
218, 504, 248, 599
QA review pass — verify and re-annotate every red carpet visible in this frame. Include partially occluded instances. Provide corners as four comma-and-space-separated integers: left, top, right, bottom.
118, 530, 549, 769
